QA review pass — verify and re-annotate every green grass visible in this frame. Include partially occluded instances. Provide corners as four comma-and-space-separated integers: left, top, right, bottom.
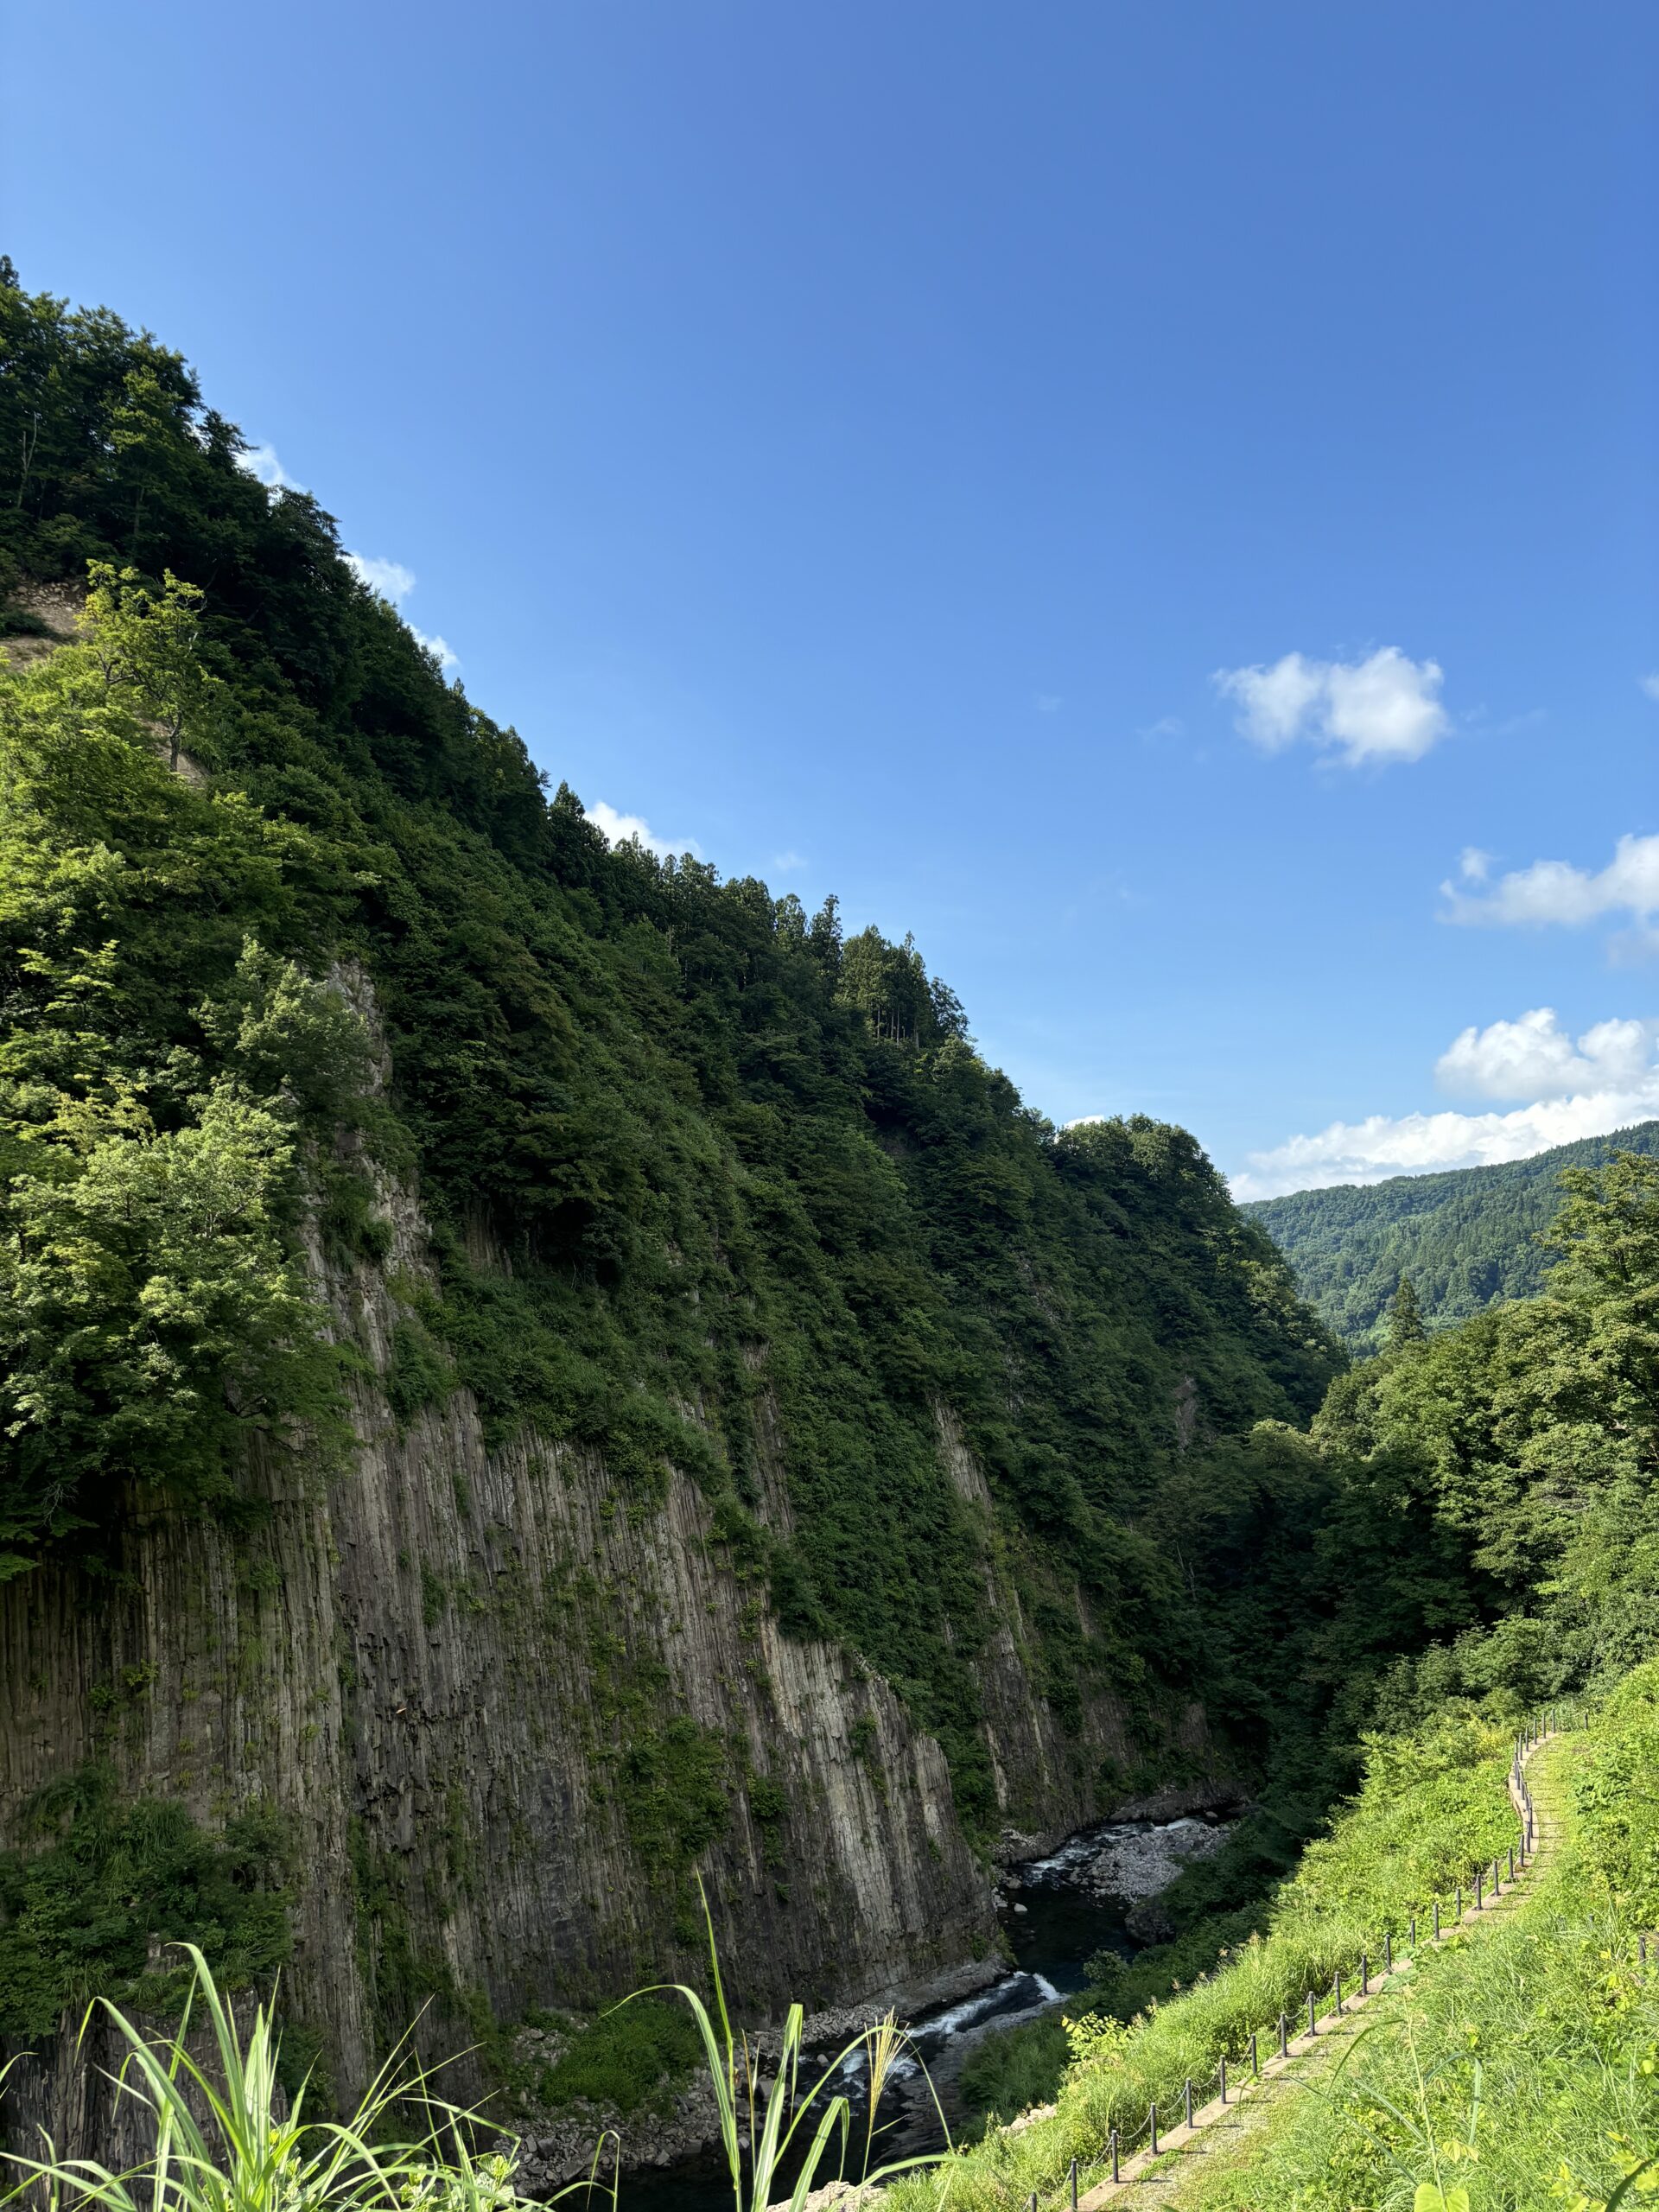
1161, 1672, 1659, 2209
884, 1706, 1528, 2212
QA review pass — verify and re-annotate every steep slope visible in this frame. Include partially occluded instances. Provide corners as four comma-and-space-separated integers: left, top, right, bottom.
1243, 1121, 1659, 1350
0, 275, 1346, 2135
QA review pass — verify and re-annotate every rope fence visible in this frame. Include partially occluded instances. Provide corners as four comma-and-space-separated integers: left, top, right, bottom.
1047, 1703, 1576, 2202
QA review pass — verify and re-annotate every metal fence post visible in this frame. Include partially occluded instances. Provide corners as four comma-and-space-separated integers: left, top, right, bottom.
1110, 2129, 1120, 2183
1433, 1898, 1440, 1939
1250, 2030, 1259, 2076
1308, 1991, 1317, 2037
1184, 2079, 1193, 2128
1278, 2011, 1288, 2057
1218, 2054, 1227, 2104
1070, 2158, 1078, 2212
1149, 2101, 1159, 2156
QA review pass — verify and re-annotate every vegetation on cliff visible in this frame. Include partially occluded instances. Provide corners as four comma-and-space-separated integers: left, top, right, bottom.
0, 264, 1351, 1849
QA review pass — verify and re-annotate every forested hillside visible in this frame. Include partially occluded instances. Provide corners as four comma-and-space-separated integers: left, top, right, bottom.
1244, 1121, 1659, 1349
0, 270, 1401, 2130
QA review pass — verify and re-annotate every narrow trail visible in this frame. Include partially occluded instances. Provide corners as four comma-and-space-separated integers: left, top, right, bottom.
1072, 1726, 1563, 2206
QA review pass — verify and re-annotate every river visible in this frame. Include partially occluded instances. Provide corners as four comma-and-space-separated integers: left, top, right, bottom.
556, 1810, 1230, 2212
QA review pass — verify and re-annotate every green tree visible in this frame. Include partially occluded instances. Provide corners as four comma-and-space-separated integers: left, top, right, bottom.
79, 560, 224, 769
1386, 1274, 1427, 1350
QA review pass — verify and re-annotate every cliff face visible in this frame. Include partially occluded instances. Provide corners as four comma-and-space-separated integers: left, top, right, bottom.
0, 1116, 1190, 2138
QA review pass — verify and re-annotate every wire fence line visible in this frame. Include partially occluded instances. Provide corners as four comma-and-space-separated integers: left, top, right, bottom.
1029, 1705, 1578, 2206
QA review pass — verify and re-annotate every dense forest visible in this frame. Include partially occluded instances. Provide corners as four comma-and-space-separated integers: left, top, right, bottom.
1244, 1120, 1659, 1349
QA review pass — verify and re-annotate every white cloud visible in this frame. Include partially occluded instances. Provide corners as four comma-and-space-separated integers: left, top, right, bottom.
772, 849, 806, 874
1235, 1003, 1659, 1198
1640, 674, 1659, 702
342, 554, 459, 669
1435, 1007, 1659, 1100
588, 801, 702, 862
236, 442, 304, 493
410, 626, 459, 672
1214, 646, 1450, 767
1139, 715, 1185, 742
1459, 846, 1491, 883
1034, 693, 1063, 715
1443, 832, 1659, 928
345, 552, 417, 606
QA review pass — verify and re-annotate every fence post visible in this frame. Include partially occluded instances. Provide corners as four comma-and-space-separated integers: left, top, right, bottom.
1184, 2079, 1193, 2128
1218, 2054, 1227, 2104
1333, 1969, 1343, 2015
1110, 2129, 1120, 2183
1360, 1950, 1370, 1995
1307, 1991, 1318, 2037
1250, 2030, 1259, 2076
1070, 2158, 1078, 2212
1384, 1928, 1393, 1971
1149, 2101, 1160, 2156
1475, 1871, 1483, 1910
1433, 1899, 1440, 1939
1409, 1912, 1417, 1947
1456, 1883, 1463, 1919
1278, 2011, 1288, 2057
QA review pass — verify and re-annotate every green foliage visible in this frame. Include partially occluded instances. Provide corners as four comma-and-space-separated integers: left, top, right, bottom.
3, 1942, 541, 2212
0, 264, 1345, 1837
1244, 1121, 1659, 1350
1316, 1151, 1659, 1698
957, 2013, 1071, 2126
0, 1768, 291, 2036
524, 1997, 704, 2117
617, 1719, 732, 1878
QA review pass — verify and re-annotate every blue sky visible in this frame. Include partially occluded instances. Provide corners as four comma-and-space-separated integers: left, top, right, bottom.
7, 3, 1659, 1194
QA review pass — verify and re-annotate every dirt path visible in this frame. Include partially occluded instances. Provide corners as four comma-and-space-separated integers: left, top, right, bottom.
1071, 1728, 1561, 2206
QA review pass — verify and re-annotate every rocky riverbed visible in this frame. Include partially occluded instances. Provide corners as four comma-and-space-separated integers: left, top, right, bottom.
510, 1802, 1244, 2202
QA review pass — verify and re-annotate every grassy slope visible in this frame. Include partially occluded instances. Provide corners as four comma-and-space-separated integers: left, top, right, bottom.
1160, 1678, 1659, 2209
885, 1711, 1523, 2212
1243, 1123, 1659, 1352
941, 1668, 1659, 2212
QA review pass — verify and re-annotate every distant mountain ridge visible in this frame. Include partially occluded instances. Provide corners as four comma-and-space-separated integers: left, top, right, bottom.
1243, 1121, 1659, 1351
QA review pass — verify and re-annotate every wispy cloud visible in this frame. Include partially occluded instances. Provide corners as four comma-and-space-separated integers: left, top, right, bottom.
410, 626, 459, 672
1138, 715, 1185, 743
343, 554, 460, 671
588, 801, 703, 862
345, 552, 417, 605
1641, 674, 1659, 702
1033, 693, 1063, 715
1441, 832, 1659, 930
1234, 1002, 1659, 1198
236, 442, 304, 493
772, 849, 807, 874
1215, 646, 1450, 767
